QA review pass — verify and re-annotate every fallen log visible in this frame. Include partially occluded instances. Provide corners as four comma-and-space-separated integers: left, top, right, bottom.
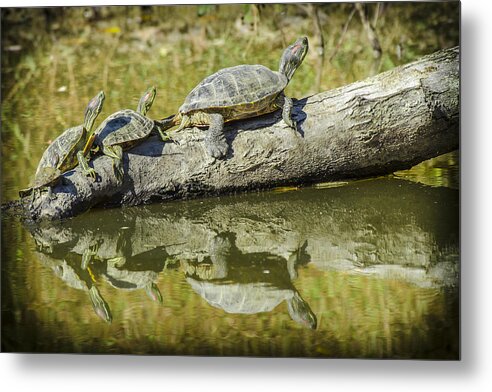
25, 46, 459, 221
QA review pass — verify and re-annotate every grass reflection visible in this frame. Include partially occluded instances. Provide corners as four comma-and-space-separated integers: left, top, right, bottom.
2, 178, 458, 357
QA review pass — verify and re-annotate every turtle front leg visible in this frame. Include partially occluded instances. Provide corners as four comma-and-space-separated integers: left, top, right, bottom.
103, 145, 124, 182
77, 150, 96, 180
205, 113, 228, 159
158, 128, 180, 146
81, 242, 100, 270
281, 95, 297, 132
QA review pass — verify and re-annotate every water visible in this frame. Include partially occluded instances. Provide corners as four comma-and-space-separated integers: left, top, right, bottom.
1, 177, 459, 357
1, 5, 459, 357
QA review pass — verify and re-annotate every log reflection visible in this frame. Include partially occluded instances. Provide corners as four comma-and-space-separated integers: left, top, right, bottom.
29, 177, 458, 325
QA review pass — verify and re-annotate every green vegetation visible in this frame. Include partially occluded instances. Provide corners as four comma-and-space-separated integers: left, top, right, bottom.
1, 4, 459, 358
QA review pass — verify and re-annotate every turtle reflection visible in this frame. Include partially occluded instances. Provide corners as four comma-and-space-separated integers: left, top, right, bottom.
26, 177, 458, 330
35, 251, 112, 323
181, 233, 317, 329
80, 226, 165, 303
101, 255, 164, 304
31, 225, 165, 322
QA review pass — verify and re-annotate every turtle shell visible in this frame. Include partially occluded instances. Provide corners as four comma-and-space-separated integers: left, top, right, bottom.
186, 279, 292, 314
94, 109, 154, 149
32, 167, 62, 189
19, 166, 62, 197
35, 125, 85, 176
179, 64, 287, 114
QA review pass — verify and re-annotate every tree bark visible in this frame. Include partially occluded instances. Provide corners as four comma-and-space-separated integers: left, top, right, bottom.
25, 46, 459, 221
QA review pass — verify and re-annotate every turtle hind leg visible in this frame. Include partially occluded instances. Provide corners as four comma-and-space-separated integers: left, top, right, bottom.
205, 113, 228, 159
281, 95, 298, 132
103, 145, 124, 182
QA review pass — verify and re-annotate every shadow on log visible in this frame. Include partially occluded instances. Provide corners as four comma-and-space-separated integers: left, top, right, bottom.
23, 47, 459, 221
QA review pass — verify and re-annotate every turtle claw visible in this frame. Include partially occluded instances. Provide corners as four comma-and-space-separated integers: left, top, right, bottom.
284, 116, 297, 132
167, 134, 181, 146
171, 136, 181, 146
205, 133, 228, 159
85, 167, 97, 181
113, 163, 124, 183
159, 130, 180, 146
206, 141, 228, 159
115, 170, 123, 183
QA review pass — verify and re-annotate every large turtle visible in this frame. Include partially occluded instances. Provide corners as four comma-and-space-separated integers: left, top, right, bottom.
183, 233, 317, 329
159, 36, 309, 159
91, 86, 167, 181
19, 91, 105, 199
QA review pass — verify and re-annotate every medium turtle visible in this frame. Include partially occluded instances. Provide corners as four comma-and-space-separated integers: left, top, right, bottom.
159, 36, 309, 159
91, 86, 167, 181
19, 91, 105, 199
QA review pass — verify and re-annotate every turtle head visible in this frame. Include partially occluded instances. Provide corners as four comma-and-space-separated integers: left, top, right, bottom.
89, 285, 112, 324
84, 91, 105, 132
145, 282, 163, 304
137, 86, 157, 116
278, 36, 309, 81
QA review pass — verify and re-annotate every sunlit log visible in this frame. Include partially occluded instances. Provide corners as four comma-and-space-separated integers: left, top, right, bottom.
25, 46, 459, 221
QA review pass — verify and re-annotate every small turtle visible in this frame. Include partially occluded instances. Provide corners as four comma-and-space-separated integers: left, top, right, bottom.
19, 91, 105, 199
159, 37, 309, 159
50, 254, 112, 323
91, 86, 167, 181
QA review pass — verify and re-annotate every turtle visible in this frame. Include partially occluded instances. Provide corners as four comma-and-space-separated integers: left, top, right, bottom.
19, 91, 105, 199
103, 258, 163, 304
159, 36, 309, 159
183, 233, 317, 329
91, 86, 168, 181
35, 250, 112, 323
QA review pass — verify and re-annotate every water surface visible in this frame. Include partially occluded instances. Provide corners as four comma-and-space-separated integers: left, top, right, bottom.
2, 177, 459, 357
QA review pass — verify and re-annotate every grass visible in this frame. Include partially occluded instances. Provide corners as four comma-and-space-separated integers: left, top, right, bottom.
1, 3, 459, 201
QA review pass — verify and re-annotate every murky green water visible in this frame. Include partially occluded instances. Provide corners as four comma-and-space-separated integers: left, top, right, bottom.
2, 177, 459, 357
1, 5, 459, 357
